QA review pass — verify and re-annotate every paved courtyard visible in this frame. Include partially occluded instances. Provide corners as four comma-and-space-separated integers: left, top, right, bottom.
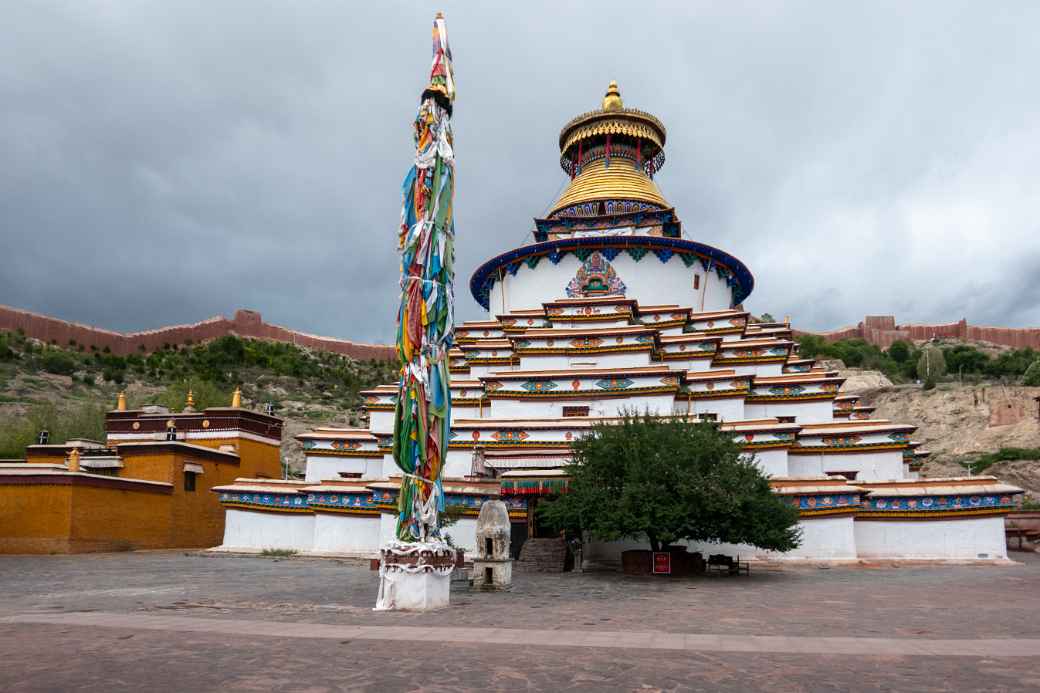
2, 551, 1040, 691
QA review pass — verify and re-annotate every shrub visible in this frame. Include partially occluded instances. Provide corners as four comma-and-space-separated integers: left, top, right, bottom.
39, 350, 77, 376
540, 413, 801, 552
1023, 359, 1040, 386
887, 340, 911, 363
917, 346, 947, 381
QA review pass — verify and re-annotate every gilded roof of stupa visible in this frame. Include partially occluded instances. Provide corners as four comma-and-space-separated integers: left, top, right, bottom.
549, 82, 670, 218
549, 159, 668, 216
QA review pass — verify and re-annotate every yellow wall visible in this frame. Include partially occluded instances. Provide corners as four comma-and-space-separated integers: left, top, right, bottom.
0, 484, 72, 553
0, 481, 173, 554
68, 484, 172, 552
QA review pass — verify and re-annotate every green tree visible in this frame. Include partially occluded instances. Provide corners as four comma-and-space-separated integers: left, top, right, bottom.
1023, 359, 1040, 387
917, 345, 947, 381
540, 413, 801, 552
887, 340, 911, 363
943, 345, 990, 376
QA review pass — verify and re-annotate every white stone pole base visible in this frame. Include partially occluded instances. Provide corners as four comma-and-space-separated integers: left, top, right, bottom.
374, 540, 455, 612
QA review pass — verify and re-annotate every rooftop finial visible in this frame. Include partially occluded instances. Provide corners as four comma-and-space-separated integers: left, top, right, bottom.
184, 389, 195, 412
602, 80, 623, 111
116, 391, 127, 412
231, 387, 242, 408
67, 448, 81, 473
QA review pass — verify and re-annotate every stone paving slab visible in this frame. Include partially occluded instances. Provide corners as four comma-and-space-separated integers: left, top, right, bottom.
2, 551, 1040, 690
5, 610, 1040, 658
2, 552, 1039, 639
3, 623, 1040, 692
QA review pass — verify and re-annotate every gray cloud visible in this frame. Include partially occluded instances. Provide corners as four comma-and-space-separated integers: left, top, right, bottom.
2, 1, 1038, 342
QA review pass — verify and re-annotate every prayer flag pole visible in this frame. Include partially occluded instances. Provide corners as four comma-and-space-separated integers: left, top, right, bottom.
375, 12, 457, 612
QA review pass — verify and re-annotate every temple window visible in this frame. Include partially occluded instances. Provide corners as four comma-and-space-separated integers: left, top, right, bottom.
562, 405, 590, 417
183, 471, 197, 492
693, 274, 700, 290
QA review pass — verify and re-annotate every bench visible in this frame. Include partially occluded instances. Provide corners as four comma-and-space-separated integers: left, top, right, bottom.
706, 554, 750, 576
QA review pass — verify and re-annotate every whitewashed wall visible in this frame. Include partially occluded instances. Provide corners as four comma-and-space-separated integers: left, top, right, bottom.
744, 400, 834, 423
311, 513, 381, 555
489, 393, 675, 419
219, 509, 315, 552
684, 397, 746, 421
854, 516, 1008, 560
486, 252, 735, 317
305, 456, 382, 483
821, 451, 904, 481
517, 351, 651, 371
748, 448, 789, 477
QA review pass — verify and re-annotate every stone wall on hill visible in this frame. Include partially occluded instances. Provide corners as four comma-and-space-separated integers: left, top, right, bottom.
801, 315, 1040, 350
0, 305, 395, 361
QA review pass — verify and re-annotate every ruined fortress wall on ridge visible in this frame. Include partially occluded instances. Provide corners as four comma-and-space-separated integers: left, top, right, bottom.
0, 305, 395, 361
801, 315, 1040, 350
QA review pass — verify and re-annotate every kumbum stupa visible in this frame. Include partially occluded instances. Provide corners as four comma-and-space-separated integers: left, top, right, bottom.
212, 82, 1022, 564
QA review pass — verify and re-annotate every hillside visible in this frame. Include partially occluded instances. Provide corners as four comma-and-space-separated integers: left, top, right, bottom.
0, 331, 397, 472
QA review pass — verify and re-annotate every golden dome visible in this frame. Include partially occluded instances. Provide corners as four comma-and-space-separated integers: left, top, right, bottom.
602, 80, 623, 111
549, 158, 669, 217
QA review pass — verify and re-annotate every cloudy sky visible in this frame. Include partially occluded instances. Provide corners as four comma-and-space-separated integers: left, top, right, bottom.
2, 2, 1038, 343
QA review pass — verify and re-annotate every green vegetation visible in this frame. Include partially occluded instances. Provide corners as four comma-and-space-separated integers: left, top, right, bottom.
797, 335, 1040, 385
797, 335, 912, 382
1022, 359, 1040, 387
960, 447, 1040, 475
0, 401, 108, 458
917, 345, 947, 381
0, 332, 397, 408
0, 331, 399, 457
260, 548, 298, 558
541, 413, 802, 552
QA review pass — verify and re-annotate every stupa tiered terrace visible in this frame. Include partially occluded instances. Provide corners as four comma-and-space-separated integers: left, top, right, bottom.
214, 83, 1021, 563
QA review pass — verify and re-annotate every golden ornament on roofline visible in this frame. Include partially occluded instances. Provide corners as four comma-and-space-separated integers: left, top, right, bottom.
116, 391, 127, 412
602, 80, 623, 111
231, 387, 242, 408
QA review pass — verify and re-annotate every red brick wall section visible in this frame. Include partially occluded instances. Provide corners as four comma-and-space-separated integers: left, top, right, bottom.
0, 305, 395, 361
798, 315, 1040, 350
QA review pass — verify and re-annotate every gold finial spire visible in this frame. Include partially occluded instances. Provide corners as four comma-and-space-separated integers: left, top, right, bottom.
184, 389, 195, 412
231, 387, 242, 408
68, 448, 80, 473
116, 391, 127, 411
602, 80, 623, 111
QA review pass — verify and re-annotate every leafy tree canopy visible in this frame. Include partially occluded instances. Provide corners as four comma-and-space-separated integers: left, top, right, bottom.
540, 413, 802, 553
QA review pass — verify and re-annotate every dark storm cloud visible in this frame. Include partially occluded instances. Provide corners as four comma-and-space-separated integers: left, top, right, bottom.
2, 1, 1039, 342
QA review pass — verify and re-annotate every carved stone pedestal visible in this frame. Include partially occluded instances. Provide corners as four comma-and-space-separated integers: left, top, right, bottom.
374, 541, 454, 611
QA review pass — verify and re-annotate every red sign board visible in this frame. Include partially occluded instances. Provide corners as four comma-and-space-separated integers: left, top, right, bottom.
652, 551, 671, 575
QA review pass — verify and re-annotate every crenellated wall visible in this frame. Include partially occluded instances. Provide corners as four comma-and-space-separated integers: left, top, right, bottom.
0, 305, 395, 361
801, 315, 1040, 350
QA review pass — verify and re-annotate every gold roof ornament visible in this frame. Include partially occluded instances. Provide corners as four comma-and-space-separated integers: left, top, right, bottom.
602, 80, 623, 111
550, 81, 670, 218
116, 391, 127, 412
68, 448, 81, 473
231, 387, 242, 409
184, 389, 196, 412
